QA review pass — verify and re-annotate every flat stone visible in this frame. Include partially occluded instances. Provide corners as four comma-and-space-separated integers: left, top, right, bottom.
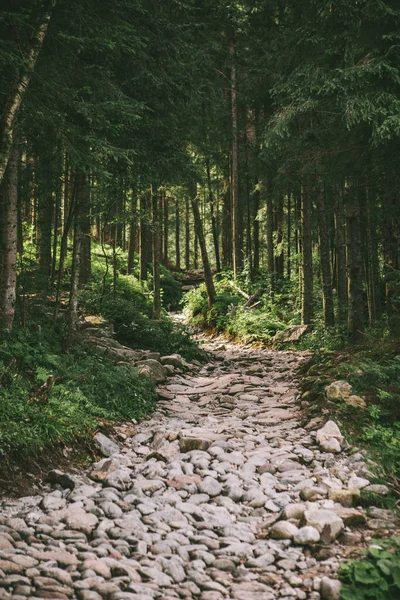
328, 488, 360, 507
198, 476, 222, 497
93, 432, 120, 457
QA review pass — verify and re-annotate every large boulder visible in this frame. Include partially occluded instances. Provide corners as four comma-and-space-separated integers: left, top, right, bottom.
325, 381, 352, 402
136, 359, 167, 384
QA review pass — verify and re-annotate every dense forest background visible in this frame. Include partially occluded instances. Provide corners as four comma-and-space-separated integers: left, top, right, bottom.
0, 1, 399, 470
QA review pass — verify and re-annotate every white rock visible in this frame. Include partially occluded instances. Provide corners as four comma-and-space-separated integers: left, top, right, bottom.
270, 521, 299, 540
293, 526, 320, 544
321, 576, 341, 600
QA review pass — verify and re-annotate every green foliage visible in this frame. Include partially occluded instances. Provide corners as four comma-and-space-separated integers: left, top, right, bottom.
303, 341, 400, 479
0, 313, 156, 458
184, 276, 288, 342
340, 538, 400, 600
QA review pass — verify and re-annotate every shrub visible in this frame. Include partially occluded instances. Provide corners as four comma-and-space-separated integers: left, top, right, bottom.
340, 537, 400, 600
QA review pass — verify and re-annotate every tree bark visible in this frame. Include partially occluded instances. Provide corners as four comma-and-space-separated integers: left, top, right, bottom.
334, 189, 348, 326
230, 36, 241, 278
185, 197, 190, 270
139, 191, 151, 281
127, 190, 137, 275
0, 0, 56, 183
76, 171, 91, 287
175, 197, 181, 270
163, 191, 168, 265
266, 178, 274, 279
152, 188, 161, 319
206, 158, 221, 272
0, 132, 19, 329
345, 181, 364, 341
301, 185, 313, 325
191, 186, 216, 307
316, 182, 334, 326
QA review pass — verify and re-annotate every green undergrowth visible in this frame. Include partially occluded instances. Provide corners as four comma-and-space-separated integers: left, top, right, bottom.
0, 311, 157, 459
339, 537, 400, 600
183, 272, 295, 342
301, 334, 400, 481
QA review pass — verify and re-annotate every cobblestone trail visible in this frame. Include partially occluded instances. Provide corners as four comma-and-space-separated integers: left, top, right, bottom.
0, 340, 398, 600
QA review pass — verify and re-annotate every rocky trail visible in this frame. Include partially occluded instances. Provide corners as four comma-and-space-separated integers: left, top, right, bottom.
0, 338, 399, 600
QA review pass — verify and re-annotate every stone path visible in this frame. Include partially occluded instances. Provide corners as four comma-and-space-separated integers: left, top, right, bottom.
0, 339, 398, 600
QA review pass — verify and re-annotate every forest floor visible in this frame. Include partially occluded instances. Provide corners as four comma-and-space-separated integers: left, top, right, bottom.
0, 330, 398, 600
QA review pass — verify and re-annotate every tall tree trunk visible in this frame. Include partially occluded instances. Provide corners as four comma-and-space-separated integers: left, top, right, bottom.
139, 191, 151, 281
127, 190, 137, 275
38, 192, 53, 284
334, 189, 348, 326
191, 186, 216, 307
230, 36, 241, 278
67, 216, 81, 343
266, 178, 274, 280
345, 181, 364, 341
175, 197, 181, 270
222, 171, 232, 268
287, 192, 291, 278
54, 177, 76, 319
152, 188, 161, 319
301, 185, 313, 325
383, 186, 400, 336
0, 131, 19, 329
77, 171, 91, 287
366, 185, 382, 324
163, 191, 168, 265
274, 195, 284, 278
206, 159, 221, 272
0, 0, 56, 183
316, 182, 334, 326
185, 197, 190, 270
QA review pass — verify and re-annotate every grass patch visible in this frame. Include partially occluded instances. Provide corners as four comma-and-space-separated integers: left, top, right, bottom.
0, 305, 156, 460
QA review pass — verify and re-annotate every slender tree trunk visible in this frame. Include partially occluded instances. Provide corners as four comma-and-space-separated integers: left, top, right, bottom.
54, 177, 76, 319
366, 185, 382, 323
127, 190, 137, 275
139, 191, 151, 281
383, 187, 400, 336
38, 192, 53, 283
266, 178, 274, 279
206, 159, 221, 272
274, 195, 284, 278
77, 171, 91, 287
191, 186, 216, 307
301, 184, 313, 324
152, 188, 161, 319
0, 132, 19, 329
163, 191, 168, 265
67, 216, 81, 343
287, 192, 291, 278
334, 189, 348, 326
230, 36, 241, 278
316, 182, 334, 326
222, 171, 232, 268
185, 197, 190, 270
175, 198, 181, 270
345, 180, 364, 341
0, 0, 56, 183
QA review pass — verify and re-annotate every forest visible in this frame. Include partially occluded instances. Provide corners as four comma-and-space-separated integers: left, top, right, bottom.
1, 2, 400, 599
0, 0, 399, 462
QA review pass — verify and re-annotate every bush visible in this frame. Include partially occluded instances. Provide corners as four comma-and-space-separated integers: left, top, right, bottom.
0, 320, 156, 458
340, 537, 400, 600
